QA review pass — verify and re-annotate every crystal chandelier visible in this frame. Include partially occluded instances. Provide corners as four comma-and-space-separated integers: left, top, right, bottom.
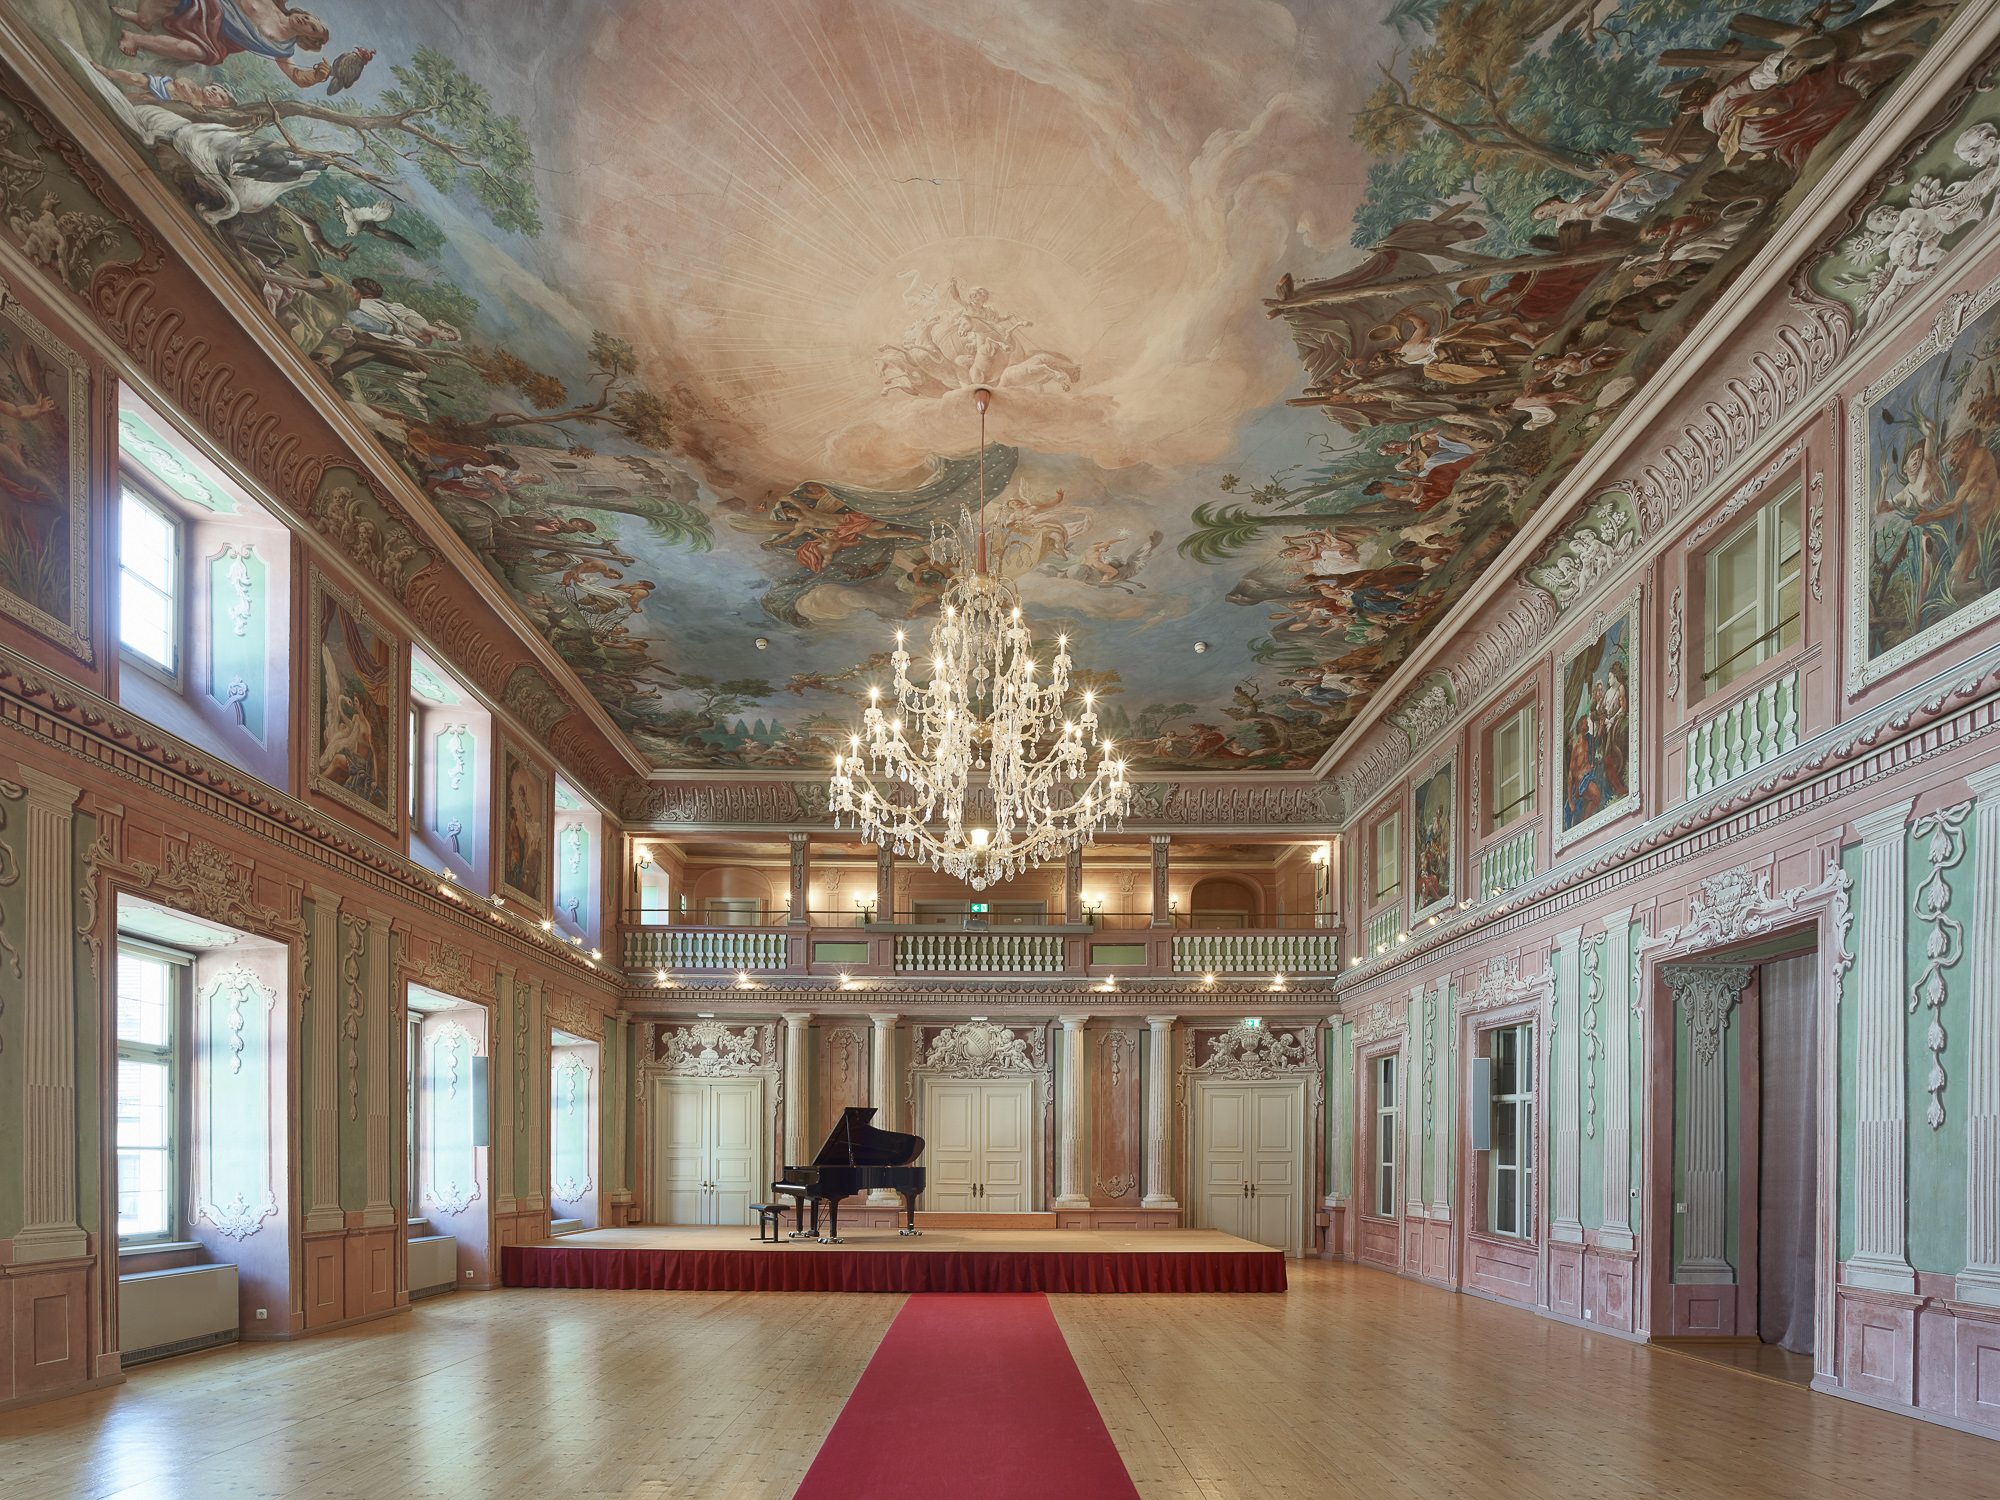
829, 390, 1131, 890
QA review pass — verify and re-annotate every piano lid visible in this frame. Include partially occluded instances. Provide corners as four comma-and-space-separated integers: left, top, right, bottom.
810, 1106, 923, 1167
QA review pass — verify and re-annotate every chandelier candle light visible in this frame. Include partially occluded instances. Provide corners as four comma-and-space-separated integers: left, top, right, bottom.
829, 389, 1132, 889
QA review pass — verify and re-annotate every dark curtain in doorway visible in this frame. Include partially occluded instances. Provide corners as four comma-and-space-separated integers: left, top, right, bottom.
1758, 953, 1817, 1355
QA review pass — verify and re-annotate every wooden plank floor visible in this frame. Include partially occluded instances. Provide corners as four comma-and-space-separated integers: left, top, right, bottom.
0, 1260, 1992, 1498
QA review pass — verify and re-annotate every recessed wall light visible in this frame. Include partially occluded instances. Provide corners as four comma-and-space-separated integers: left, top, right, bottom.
1193, 641, 1209, 653
754, 637, 770, 649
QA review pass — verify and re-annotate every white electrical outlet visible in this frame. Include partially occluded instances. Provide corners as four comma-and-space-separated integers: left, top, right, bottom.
465, 1270, 474, 1279
255, 1309, 268, 1320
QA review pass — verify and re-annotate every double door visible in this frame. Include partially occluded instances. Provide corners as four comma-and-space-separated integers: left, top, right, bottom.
652, 1078, 763, 1225
924, 1079, 1034, 1212
1197, 1081, 1302, 1254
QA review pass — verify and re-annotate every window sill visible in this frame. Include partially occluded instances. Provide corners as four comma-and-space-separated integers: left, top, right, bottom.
120, 1240, 202, 1257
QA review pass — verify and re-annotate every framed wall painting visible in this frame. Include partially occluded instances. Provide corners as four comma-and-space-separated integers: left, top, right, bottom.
497, 737, 550, 914
0, 278, 91, 660
1553, 586, 1640, 853
307, 570, 400, 830
1848, 269, 2000, 695
1410, 752, 1456, 921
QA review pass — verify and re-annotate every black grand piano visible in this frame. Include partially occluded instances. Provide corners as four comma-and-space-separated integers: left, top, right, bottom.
773, 1107, 925, 1243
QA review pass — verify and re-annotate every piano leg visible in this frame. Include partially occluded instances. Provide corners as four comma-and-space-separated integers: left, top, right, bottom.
819, 1195, 843, 1245
899, 1192, 921, 1237
788, 1194, 809, 1239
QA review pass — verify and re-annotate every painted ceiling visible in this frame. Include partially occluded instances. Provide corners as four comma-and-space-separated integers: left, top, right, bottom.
25, 0, 1962, 770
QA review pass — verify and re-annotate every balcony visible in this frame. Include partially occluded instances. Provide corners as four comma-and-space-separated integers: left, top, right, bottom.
620, 910, 1339, 981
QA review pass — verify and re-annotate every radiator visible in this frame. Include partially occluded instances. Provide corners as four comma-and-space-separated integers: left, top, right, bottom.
120, 1263, 239, 1365
409, 1234, 459, 1298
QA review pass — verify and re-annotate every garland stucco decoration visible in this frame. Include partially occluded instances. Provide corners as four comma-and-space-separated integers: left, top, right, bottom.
1581, 936, 1603, 1139
1639, 860, 1848, 960
1194, 1021, 1311, 1078
1528, 493, 1640, 613
1388, 674, 1456, 755
0, 778, 21, 987
341, 913, 365, 1121
1911, 801, 1972, 1129
1666, 588, 1683, 701
129, 838, 299, 938
1808, 472, 1826, 601
1422, 988, 1437, 1135
428, 1019, 480, 1215
659, 1019, 773, 1076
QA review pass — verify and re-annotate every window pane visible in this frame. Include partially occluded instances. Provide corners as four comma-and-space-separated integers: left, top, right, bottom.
1495, 1096, 1517, 1167
117, 953, 172, 1045
118, 1148, 171, 1239
120, 575, 174, 667
1493, 1027, 1516, 1097
120, 494, 176, 591
1496, 1168, 1517, 1236
118, 1058, 171, 1148
1373, 815, 1398, 902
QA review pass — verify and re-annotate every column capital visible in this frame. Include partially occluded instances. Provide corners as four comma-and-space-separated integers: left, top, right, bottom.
1853, 797, 1915, 845
13, 766, 81, 810
308, 883, 344, 909
780, 1010, 814, 1025
1144, 1013, 1177, 1027
867, 1010, 900, 1027
1552, 924, 1584, 952
1057, 1012, 1091, 1028
1598, 904, 1636, 932
1966, 762, 2000, 799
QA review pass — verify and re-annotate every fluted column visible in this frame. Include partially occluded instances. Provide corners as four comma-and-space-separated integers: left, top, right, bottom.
12, 770, 85, 1263
363, 911, 396, 1226
1430, 980, 1452, 1218
303, 886, 346, 1231
1150, 835, 1172, 927
1667, 964, 1752, 1282
1064, 846, 1083, 924
788, 832, 810, 926
1850, 800, 1917, 1293
1960, 767, 2000, 1305
782, 1011, 813, 1168
492, 965, 517, 1215
1142, 1014, 1179, 1208
867, 1012, 900, 1204
1055, 1015, 1091, 1208
1550, 925, 1584, 1243
1599, 906, 1636, 1251
875, 842, 894, 923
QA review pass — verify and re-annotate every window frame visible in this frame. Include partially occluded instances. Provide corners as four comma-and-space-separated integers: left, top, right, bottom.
1486, 1022, 1535, 1240
1372, 1052, 1399, 1218
1486, 700, 1537, 835
115, 939, 191, 1247
1369, 808, 1402, 910
1700, 485, 1803, 700
117, 481, 186, 692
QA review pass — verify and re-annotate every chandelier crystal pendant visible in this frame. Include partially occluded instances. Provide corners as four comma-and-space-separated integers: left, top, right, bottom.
829, 389, 1131, 890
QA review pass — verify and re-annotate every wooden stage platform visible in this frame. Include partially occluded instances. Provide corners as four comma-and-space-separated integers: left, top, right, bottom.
500, 1224, 1286, 1294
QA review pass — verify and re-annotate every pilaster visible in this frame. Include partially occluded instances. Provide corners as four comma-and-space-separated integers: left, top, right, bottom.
1666, 964, 1752, 1283
788, 832, 810, 926
304, 884, 345, 1233
1150, 835, 1172, 927
1064, 845, 1083, 924
361, 909, 396, 1228
493, 964, 517, 1215
1850, 799, 1917, 1294
1599, 906, 1637, 1251
1959, 766, 2000, 1306
1430, 980, 1451, 1218
782, 1011, 813, 1168
1551, 924, 1584, 1244
1142, 1015, 1178, 1209
1055, 1014, 1090, 1208
12, 769, 86, 1264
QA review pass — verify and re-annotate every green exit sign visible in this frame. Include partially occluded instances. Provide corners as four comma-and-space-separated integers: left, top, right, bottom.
970, 903, 989, 912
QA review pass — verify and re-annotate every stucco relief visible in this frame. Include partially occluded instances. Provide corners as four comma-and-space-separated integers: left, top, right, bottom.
657, 1020, 773, 1076
1910, 800, 1972, 1129
921, 1020, 1042, 1077
1639, 859, 1849, 960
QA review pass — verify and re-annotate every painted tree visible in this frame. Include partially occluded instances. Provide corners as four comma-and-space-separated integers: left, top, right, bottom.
460, 332, 672, 450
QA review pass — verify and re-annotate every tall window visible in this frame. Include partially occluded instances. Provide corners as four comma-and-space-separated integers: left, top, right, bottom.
1371, 812, 1400, 906
117, 945, 185, 1243
406, 1011, 423, 1218
119, 489, 181, 679
1374, 1054, 1398, 1216
1705, 489, 1801, 694
1489, 703, 1535, 831
1489, 1023, 1535, 1238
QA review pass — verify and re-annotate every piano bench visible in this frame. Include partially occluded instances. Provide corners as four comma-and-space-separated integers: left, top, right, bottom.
748, 1203, 786, 1244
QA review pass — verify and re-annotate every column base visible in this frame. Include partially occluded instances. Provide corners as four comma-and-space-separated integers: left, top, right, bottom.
10, 1224, 88, 1264
1953, 1268, 2000, 1308
1054, 1195, 1090, 1210
1140, 1195, 1180, 1210
1845, 1253, 1917, 1294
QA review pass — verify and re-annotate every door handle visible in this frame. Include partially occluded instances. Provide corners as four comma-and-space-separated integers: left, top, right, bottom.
1241, 1183, 1248, 1198
1250, 1184, 1258, 1198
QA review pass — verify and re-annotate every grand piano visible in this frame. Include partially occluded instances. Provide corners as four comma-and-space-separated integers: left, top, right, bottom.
773, 1107, 925, 1243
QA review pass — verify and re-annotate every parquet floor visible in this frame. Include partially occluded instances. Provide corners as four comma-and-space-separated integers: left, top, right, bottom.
0, 1260, 1992, 1499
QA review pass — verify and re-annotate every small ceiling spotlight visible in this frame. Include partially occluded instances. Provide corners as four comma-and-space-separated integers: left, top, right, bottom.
1193, 641, 1209, 653
754, 637, 770, 649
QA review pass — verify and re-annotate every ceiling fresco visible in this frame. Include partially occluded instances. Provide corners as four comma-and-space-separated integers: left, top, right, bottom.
21, 0, 1963, 771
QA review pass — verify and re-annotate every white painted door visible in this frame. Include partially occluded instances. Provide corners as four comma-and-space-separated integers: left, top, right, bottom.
920, 1078, 1034, 1211
977, 1083, 1031, 1212
927, 1085, 978, 1211
1196, 1080, 1303, 1254
653, 1078, 766, 1225
709, 1083, 762, 1225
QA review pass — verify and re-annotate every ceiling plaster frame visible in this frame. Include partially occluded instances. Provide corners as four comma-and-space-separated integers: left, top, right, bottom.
0, 11, 652, 779
1310, 0, 2000, 787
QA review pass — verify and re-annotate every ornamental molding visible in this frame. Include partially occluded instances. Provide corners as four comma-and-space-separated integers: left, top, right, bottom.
1349, 1001, 1407, 1047
1637, 859, 1849, 961
1807, 472, 1826, 602
1189, 1021, 1313, 1079
408, 938, 476, 1004
1910, 801, 1972, 1129
341, 914, 365, 1121
1528, 493, 1641, 613
1617, 313, 1846, 535
202, 962, 271, 1077
0, 779, 21, 986
1581, 938, 1603, 1140
201, 1187, 280, 1242
1663, 964, 1753, 1065
655, 1020, 774, 1077
128, 838, 303, 941
920, 1020, 1044, 1078
1683, 438, 1806, 551
1388, 674, 1457, 754
1666, 588, 1684, 702
1456, 956, 1555, 1017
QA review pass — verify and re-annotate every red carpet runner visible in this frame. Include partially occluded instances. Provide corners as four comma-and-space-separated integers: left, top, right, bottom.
795, 1293, 1141, 1500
